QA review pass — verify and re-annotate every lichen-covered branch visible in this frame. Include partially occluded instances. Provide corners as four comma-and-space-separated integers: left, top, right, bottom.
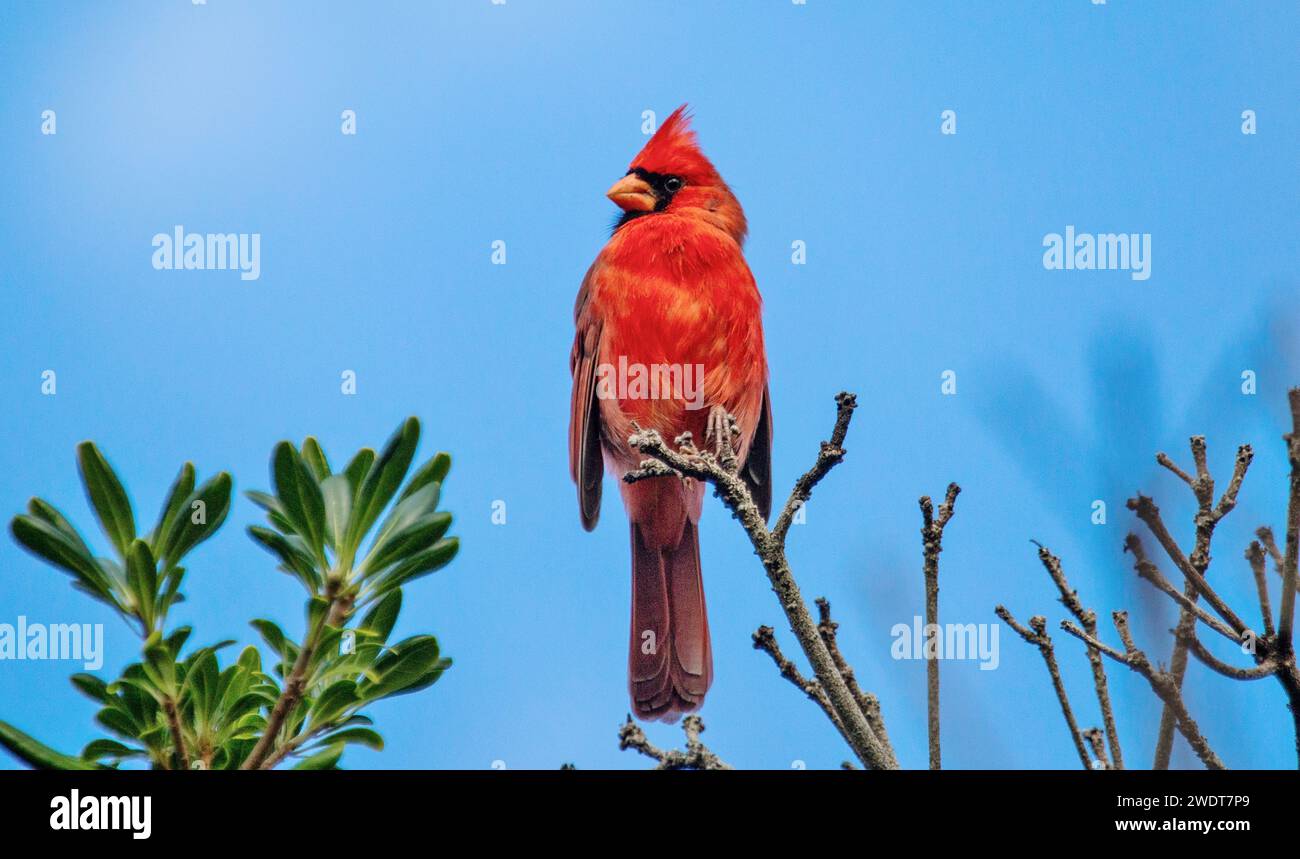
753, 625, 844, 735
996, 605, 1091, 769
1033, 543, 1123, 769
920, 483, 959, 770
771, 393, 857, 544
1061, 612, 1225, 770
1082, 727, 1110, 771
1129, 440, 1253, 769
1278, 389, 1300, 651
618, 715, 732, 770
814, 598, 897, 765
1247, 541, 1277, 637
1124, 535, 1241, 644
624, 392, 898, 770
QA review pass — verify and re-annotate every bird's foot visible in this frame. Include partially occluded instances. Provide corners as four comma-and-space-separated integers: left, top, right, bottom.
705, 406, 740, 472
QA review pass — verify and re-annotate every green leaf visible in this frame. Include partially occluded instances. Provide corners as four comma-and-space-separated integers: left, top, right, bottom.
11, 515, 116, 599
359, 590, 402, 644
165, 626, 193, 659
376, 480, 439, 538
273, 442, 326, 558
158, 472, 232, 565
245, 490, 282, 515
342, 449, 376, 497
309, 680, 360, 729
358, 635, 443, 700
292, 743, 344, 770
321, 475, 352, 553
185, 649, 221, 723
301, 437, 331, 481
344, 418, 420, 555
151, 463, 195, 552
398, 452, 450, 504
142, 631, 178, 693
236, 644, 262, 674
362, 511, 452, 578
81, 739, 144, 762
124, 539, 158, 629
0, 721, 100, 770
94, 707, 141, 741
70, 673, 111, 703
27, 498, 95, 557
250, 619, 286, 653
248, 526, 321, 593
369, 538, 459, 596
76, 442, 136, 559
306, 595, 330, 635
318, 727, 383, 751
401, 659, 451, 697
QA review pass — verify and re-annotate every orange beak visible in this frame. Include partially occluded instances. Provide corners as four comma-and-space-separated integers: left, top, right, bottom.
606, 173, 657, 212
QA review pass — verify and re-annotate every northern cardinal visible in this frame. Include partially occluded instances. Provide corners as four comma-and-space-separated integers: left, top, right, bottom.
569, 106, 771, 721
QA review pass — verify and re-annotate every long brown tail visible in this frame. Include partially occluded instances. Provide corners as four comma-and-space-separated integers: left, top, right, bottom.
628, 519, 712, 721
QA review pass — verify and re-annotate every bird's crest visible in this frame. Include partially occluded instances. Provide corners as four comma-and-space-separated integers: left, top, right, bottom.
629, 105, 719, 182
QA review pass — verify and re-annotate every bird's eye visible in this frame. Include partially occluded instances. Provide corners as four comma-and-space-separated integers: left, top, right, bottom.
664, 177, 683, 193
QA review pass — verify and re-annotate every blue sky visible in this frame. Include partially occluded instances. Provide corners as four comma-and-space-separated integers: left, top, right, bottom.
1, 0, 1297, 769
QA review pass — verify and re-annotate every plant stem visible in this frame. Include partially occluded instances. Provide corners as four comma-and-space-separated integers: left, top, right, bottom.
241, 585, 350, 770
162, 697, 190, 770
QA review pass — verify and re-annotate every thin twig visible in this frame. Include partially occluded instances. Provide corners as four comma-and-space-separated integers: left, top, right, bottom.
1061, 613, 1225, 770
752, 625, 844, 736
618, 715, 732, 770
1175, 627, 1278, 680
1257, 526, 1286, 580
814, 598, 898, 767
1130, 442, 1253, 769
921, 483, 959, 770
1247, 541, 1277, 637
1083, 728, 1110, 771
771, 393, 857, 544
1278, 388, 1300, 651
1033, 543, 1123, 769
1128, 495, 1250, 637
1125, 535, 1241, 644
996, 606, 1091, 769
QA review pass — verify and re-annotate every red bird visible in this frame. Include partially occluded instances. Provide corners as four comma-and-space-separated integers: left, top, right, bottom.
569, 106, 771, 721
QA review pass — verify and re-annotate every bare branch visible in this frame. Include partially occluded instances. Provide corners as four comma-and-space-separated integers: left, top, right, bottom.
1128, 495, 1250, 637
1125, 534, 1241, 644
1278, 388, 1300, 651
771, 392, 857, 544
1247, 541, 1277, 637
1257, 526, 1286, 580
1215, 445, 1254, 520
1033, 543, 1123, 768
996, 606, 1091, 769
1130, 441, 1253, 770
921, 482, 960, 770
618, 715, 732, 771
1156, 451, 1195, 487
1176, 627, 1278, 681
753, 626, 843, 735
625, 393, 896, 770
1082, 727, 1110, 771
814, 598, 897, 767
1061, 614, 1225, 770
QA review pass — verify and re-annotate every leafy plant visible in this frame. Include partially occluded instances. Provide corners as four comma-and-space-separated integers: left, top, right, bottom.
0, 417, 459, 770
